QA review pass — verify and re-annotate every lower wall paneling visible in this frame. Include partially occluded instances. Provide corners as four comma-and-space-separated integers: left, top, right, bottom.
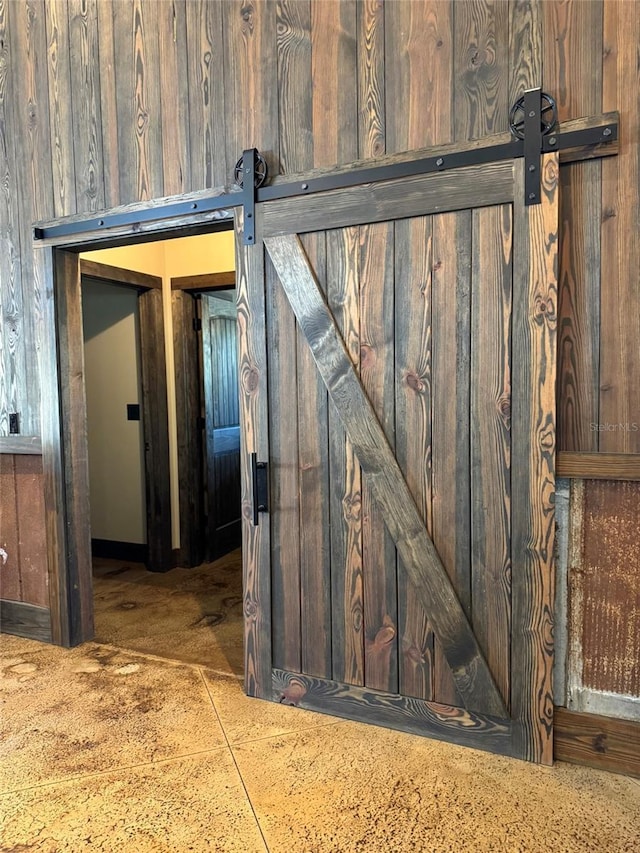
554, 707, 640, 778
0, 454, 48, 608
0, 599, 52, 643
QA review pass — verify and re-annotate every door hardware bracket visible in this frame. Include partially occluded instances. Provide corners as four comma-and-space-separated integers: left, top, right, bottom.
234, 149, 269, 245
512, 88, 559, 206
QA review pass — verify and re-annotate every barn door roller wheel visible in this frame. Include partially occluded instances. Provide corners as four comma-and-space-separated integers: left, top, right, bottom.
509, 91, 558, 140
234, 151, 269, 189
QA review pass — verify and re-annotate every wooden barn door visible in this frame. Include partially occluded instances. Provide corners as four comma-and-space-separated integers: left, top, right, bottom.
238, 152, 559, 764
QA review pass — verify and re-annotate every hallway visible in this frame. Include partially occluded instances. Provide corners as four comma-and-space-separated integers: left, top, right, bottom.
1, 552, 639, 852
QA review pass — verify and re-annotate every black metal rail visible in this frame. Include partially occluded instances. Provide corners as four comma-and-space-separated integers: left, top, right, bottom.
33, 94, 617, 245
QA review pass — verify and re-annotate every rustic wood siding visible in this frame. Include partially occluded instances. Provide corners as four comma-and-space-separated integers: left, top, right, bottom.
0, 1, 637, 694
0, 454, 48, 606
0, 0, 637, 448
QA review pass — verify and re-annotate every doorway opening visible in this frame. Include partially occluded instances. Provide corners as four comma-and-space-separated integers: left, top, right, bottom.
42, 217, 244, 676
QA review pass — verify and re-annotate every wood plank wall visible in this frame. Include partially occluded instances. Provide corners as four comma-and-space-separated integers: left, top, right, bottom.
0, 2, 637, 600
0, 454, 48, 606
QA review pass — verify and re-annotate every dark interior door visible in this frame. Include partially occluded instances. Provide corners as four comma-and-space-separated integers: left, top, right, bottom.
201, 293, 242, 560
239, 150, 559, 765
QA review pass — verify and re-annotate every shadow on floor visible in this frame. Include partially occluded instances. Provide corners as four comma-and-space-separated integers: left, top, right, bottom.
92, 547, 244, 675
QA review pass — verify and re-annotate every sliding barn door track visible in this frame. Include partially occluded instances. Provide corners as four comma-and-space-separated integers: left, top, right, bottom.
34, 88, 617, 245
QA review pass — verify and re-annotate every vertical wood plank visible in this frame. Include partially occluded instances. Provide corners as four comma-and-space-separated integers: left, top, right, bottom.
44, 0, 76, 217
600, 0, 640, 453
172, 291, 204, 568
275, 1, 330, 676
0, 455, 21, 601
186, 0, 227, 190
543, 0, 602, 452
36, 244, 68, 645
394, 215, 434, 701
357, 0, 385, 159
384, 0, 453, 154
95, 0, 119, 207
237, 209, 272, 698
53, 248, 94, 643
223, 0, 279, 180
431, 210, 472, 705
470, 203, 512, 708
15, 454, 48, 607
266, 247, 301, 672
112, 0, 163, 203
327, 226, 364, 686
9, 0, 54, 436
67, 0, 105, 213
508, 0, 541, 108
311, 0, 357, 167
276, 0, 312, 174
298, 232, 332, 678
454, 0, 509, 141
139, 288, 172, 573
511, 154, 559, 764
360, 221, 397, 693
0, 0, 26, 435
158, 0, 191, 196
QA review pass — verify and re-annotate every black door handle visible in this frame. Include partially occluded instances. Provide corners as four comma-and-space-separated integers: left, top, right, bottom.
250, 452, 269, 526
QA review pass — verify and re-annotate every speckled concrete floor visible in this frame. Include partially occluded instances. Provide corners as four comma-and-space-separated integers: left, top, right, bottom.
1, 553, 639, 852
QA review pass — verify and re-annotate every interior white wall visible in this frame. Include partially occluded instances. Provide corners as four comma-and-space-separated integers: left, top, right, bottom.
81, 230, 235, 553
82, 281, 146, 544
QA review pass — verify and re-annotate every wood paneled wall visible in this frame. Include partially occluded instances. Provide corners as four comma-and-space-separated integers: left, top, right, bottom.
0, 1, 638, 597
0, 454, 47, 606
1, 0, 638, 448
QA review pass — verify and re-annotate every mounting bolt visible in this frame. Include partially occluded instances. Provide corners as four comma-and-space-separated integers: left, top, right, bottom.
603, 127, 612, 137
528, 193, 537, 201
548, 136, 557, 146
301, 183, 309, 190
528, 164, 536, 172
529, 110, 536, 117
436, 157, 444, 166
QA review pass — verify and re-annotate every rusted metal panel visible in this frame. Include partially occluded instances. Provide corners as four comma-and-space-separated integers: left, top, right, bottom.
580, 480, 640, 698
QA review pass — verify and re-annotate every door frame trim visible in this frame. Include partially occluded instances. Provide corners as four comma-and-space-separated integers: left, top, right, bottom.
35, 197, 234, 646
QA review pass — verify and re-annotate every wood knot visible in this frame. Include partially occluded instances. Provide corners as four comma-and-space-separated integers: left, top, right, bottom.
281, 679, 306, 706
372, 616, 396, 650
534, 294, 556, 326
406, 645, 424, 664
593, 732, 607, 753
603, 207, 617, 221
242, 366, 259, 393
342, 491, 361, 522
360, 343, 375, 368
405, 371, 425, 393
243, 597, 258, 618
497, 395, 511, 426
